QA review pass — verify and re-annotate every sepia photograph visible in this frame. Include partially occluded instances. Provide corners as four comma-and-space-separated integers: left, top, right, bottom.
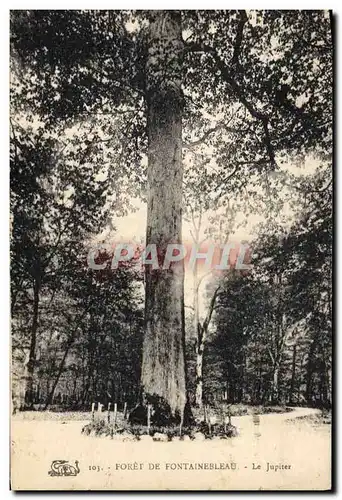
10, 9, 333, 491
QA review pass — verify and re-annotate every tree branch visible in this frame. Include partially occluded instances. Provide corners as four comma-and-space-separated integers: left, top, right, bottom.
202, 286, 221, 332
266, 346, 275, 365
231, 10, 248, 70
183, 124, 240, 149
196, 270, 213, 291
185, 304, 195, 311
185, 41, 276, 169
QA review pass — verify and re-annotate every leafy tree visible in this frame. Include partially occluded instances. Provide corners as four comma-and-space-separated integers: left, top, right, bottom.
209, 163, 332, 406
10, 116, 129, 407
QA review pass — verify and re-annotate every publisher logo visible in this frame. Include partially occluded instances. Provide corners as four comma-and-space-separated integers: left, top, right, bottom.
48, 460, 80, 477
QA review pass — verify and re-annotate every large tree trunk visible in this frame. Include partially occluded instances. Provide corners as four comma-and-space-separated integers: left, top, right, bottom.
141, 11, 186, 421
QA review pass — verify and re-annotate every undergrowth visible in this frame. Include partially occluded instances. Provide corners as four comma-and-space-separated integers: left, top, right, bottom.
81, 419, 237, 440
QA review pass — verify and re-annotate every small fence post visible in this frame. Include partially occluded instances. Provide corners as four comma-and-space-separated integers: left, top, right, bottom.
207, 406, 212, 436
91, 402, 95, 422
113, 403, 117, 428
224, 410, 232, 433
203, 404, 207, 424
123, 402, 127, 420
147, 404, 151, 434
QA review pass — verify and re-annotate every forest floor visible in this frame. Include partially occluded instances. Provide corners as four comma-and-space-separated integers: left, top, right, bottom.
12, 403, 292, 421
12, 410, 95, 421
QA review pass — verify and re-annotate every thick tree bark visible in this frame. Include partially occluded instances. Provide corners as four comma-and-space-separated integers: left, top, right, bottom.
141, 11, 186, 420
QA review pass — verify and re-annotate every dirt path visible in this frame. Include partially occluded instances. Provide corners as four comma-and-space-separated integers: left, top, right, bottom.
233, 406, 321, 432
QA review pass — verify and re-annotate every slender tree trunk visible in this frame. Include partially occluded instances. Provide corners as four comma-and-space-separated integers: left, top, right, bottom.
195, 328, 204, 407
44, 309, 89, 409
44, 338, 73, 410
193, 258, 203, 407
320, 356, 328, 406
272, 365, 279, 402
141, 11, 186, 420
306, 339, 317, 403
195, 286, 220, 407
327, 363, 332, 406
24, 277, 40, 407
289, 344, 297, 403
